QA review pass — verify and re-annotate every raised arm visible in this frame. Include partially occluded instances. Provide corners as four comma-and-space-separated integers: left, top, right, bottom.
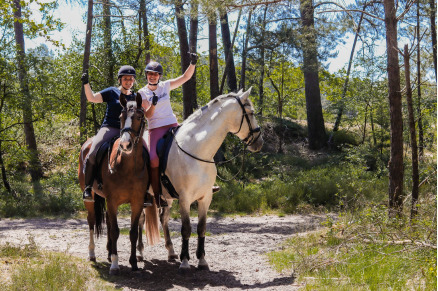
169, 53, 198, 90
81, 71, 103, 103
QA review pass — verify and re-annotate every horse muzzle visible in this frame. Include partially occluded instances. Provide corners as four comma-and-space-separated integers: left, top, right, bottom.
119, 132, 133, 152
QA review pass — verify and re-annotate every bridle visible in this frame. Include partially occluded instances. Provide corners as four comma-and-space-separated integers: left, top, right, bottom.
173, 95, 262, 165
119, 107, 146, 149
108, 106, 145, 174
231, 96, 262, 147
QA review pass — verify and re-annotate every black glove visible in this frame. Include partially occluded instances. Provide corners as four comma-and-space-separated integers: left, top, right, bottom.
81, 71, 89, 85
152, 92, 158, 105
189, 52, 198, 65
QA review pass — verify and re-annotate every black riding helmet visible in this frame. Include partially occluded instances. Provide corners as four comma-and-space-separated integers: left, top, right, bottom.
145, 62, 163, 75
118, 65, 136, 79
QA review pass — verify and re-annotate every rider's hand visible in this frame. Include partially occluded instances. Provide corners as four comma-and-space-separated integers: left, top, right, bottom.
152, 93, 158, 105
81, 70, 89, 85
189, 52, 198, 65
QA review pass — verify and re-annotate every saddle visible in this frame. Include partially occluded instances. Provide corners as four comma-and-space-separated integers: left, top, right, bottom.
156, 126, 181, 199
94, 136, 150, 190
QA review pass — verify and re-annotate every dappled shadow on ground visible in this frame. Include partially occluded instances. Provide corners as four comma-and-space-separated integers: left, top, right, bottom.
93, 258, 294, 291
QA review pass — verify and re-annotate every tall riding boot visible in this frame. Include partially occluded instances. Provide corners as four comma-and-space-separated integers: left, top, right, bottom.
83, 159, 96, 202
151, 167, 168, 208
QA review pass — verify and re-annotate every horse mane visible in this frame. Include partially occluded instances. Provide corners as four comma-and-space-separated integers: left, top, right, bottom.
181, 92, 240, 126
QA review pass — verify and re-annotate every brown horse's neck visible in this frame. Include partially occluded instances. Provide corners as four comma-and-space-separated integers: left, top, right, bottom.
109, 138, 146, 173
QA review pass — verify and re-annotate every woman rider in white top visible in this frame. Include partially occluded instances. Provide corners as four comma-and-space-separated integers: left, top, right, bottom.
138, 55, 198, 207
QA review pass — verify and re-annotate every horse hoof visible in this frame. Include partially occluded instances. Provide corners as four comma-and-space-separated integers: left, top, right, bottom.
168, 254, 178, 262
131, 266, 139, 272
109, 268, 120, 275
136, 255, 144, 261
88, 256, 96, 262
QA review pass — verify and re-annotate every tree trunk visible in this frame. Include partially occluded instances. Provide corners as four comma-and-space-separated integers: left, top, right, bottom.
258, 5, 268, 116
403, 45, 419, 219
299, 0, 327, 150
103, 0, 114, 87
0, 85, 11, 194
209, 12, 219, 100
240, 8, 253, 91
80, 0, 93, 143
329, 4, 365, 145
140, 0, 150, 65
219, 9, 237, 93
383, 0, 404, 216
429, 0, 437, 79
13, 0, 43, 183
417, 2, 424, 157
175, 0, 196, 119
188, 1, 199, 112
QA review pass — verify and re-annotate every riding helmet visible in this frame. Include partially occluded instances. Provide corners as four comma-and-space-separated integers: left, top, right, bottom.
145, 61, 163, 75
118, 65, 136, 79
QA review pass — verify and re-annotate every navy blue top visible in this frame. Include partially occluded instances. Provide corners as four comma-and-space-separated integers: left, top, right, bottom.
100, 87, 135, 129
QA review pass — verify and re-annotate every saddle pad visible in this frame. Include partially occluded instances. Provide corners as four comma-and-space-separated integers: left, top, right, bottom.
157, 126, 181, 199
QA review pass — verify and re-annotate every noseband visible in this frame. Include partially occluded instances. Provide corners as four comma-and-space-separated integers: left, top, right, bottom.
120, 108, 145, 148
232, 96, 261, 147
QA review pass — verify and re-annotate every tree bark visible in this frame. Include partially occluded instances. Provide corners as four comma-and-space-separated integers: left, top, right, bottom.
417, 1, 424, 157
140, 0, 150, 65
13, 0, 43, 182
329, 4, 366, 145
240, 8, 253, 91
175, 0, 197, 119
103, 0, 114, 87
80, 0, 94, 143
429, 0, 437, 79
383, 0, 404, 216
0, 85, 11, 194
188, 0, 199, 111
403, 45, 419, 219
209, 12, 219, 100
299, 0, 327, 150
258, 5, 268, 116
219, 9, 238, 93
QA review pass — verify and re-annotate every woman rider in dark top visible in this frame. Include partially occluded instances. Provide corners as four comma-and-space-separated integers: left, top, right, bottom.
81, 65, 140, 202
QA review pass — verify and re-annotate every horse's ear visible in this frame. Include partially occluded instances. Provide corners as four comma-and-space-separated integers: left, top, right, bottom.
240, 87, 252, 102
237, 88, 243, 95
136, 93, 142, 109
120, 93, 127, 108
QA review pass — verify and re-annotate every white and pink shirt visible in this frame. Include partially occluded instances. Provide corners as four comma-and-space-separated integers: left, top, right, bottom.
138, 80, 178, 129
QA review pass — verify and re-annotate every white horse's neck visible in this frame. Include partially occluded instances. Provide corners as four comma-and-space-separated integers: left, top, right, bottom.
176, 97, 238, 161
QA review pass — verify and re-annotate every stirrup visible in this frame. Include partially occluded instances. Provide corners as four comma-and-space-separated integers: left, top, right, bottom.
83, 187, 94, 202
157, 195, 168, 208
143, 192, 154, 208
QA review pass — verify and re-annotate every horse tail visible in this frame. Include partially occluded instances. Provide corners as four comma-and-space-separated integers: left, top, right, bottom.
94, 194, 106, 238
144, 201, 160, 246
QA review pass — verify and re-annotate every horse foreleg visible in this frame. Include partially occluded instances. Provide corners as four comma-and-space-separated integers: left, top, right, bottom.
85, 202, 96, 262
179, 201, 192, 273
160, 205, 178, 261
136, 211, 145, 261
129, 202, 143, 271
107, 204, 120, 275
196, 194, 212, 271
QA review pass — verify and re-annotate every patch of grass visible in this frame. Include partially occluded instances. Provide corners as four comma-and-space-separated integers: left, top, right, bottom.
267, 196, 437, 290
0, 241, 115, 291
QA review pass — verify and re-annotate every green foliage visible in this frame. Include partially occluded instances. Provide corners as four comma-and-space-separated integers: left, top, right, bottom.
267, 195, 437, 290
0, 241, 114, 290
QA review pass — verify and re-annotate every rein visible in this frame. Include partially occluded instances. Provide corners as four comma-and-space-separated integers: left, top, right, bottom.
109, 109, 146, 174
172, 96, 260, 166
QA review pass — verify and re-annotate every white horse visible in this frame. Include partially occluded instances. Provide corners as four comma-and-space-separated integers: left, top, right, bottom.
148, 88, 263, 273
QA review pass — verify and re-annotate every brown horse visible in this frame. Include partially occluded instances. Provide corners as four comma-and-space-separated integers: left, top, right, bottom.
78, 93, 160, 274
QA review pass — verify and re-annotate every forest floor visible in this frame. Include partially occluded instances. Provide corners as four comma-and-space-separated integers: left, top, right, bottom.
0, 214, 331, 290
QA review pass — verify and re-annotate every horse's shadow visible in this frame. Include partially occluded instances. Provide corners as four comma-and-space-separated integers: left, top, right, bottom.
92, 258, 295, 290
